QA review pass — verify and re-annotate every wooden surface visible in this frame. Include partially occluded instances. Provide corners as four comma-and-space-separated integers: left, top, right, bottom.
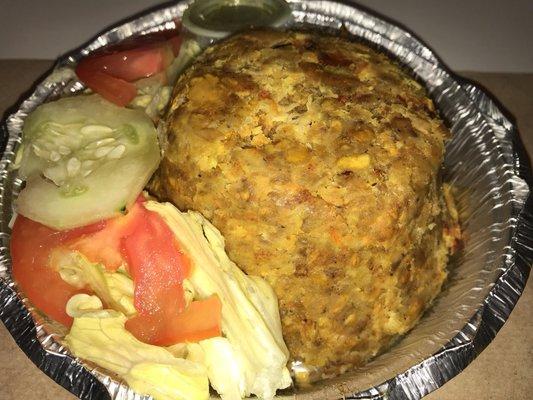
0, 61, 531, 400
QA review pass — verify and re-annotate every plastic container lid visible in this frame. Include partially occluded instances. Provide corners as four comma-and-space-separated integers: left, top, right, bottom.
182, 0, 293, 39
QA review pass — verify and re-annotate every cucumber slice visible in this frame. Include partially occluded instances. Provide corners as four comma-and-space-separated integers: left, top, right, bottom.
17, 94, 160, 230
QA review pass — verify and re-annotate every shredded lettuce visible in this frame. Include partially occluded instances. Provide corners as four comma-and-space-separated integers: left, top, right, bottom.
166, 39, 202, 83
66, 294, 103, 317
56, 200, 292, 400
52, 249, 136, 316
65, 294, 209, 400
145, 201, 292, 400
187, 338, 247, 400
130, 38, 202, 120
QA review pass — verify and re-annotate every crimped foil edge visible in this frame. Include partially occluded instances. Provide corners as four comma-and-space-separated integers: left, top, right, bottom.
0, 1, 531, 399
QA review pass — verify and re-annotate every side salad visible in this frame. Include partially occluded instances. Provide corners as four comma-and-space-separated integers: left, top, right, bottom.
10, 24, 292, 400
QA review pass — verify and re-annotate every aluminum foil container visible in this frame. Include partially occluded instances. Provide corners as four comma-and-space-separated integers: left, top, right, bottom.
0, 1, 531, 399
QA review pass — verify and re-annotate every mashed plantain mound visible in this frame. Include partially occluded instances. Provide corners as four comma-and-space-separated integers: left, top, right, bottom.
151, 30, 459, 378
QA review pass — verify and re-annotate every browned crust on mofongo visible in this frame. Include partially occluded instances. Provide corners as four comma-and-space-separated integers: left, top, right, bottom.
150, 29, 461, 379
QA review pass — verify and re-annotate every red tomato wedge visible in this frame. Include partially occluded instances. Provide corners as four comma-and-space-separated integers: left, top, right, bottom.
121, 207, 191, 316
79, 44, 174, 82
119, 205, 222, 345
125, 295, 222, 346
11, 194, 223, 345
75, 67, 137, 107
10, 216, 105, 326
75, 27, 183, 106
68, 200, 145, 271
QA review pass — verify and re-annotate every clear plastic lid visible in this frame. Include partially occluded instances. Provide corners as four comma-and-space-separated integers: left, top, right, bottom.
182, 0, 292, 39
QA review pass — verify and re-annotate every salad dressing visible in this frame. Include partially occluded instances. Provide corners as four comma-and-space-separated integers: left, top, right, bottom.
198, 5, 276, 31
183, 0, 292, 39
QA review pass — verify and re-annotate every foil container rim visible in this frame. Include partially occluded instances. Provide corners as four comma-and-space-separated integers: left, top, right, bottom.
0, 1, 532, 399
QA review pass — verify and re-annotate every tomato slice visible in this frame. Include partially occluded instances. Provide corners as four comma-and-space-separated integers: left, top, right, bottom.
12, 195, 222, 344
80, 44, 175, 82
75, 27, 182, 107
68, 200, 145, 271
11, 216, 105, 326
69, 197, 193, 321
121, 207, 191, 316
75, 66, 137, 107
125, 295, 222, 345
121, 206, 222, 345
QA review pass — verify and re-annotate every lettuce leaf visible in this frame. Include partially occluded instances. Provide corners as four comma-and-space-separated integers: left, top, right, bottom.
145, 201, 292, 400
130, 39, 202, 120
64, 294, 209, 400
187, 338, 246, 400
52, 249, 136, 316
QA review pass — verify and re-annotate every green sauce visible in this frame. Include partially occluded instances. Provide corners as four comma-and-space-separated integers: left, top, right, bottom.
200, 5, 274, 31
184, 0, 292, 38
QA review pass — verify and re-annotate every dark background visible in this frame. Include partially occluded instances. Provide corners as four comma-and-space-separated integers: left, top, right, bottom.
0, 0, 532, 72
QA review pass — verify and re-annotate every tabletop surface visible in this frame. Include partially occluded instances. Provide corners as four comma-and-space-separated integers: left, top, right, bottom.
0, 60, 531, 400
